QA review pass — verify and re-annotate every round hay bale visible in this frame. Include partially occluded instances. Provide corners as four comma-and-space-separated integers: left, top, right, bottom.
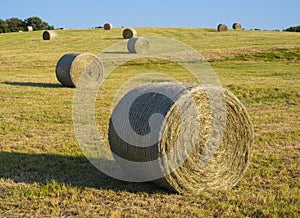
127, 37, 150, 54
55, 53, 103, 88
122, 28, 137, 39
232, 23, 242, 30
108, 83, 253, 193
26, 26, 33, 32
217, 24, 228, 32
104, 23, 113, 30
42, 30, 57, 40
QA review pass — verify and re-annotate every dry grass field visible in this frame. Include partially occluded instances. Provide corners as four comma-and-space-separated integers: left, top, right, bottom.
0, 28, 299, 217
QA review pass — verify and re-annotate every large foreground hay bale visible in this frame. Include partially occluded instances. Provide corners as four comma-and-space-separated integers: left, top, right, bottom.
122, 28, 137, 39
55, 53, 103, 88
233, 23, 242, 30
217, 24, 228, 32
127, 37, 150, 54
104, 23, 113, 30
109, 83, 253, 194
42, 30, 57, 40
26, 26, 33, 32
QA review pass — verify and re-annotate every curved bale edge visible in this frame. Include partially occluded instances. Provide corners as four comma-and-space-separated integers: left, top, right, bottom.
123, 28, 137, 39
104, 23, 113, 30
127, 37, 150, 54
109, 83, 253, 194
233, 23, 242, 30
55, 53, 104, 88
217, 24, 228, 32
42, 30, 57, 40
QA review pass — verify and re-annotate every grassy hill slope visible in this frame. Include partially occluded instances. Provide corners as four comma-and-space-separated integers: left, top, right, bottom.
0, 28, 299, 217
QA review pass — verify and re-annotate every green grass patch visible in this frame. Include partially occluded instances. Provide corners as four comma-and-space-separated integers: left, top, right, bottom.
0, 28, 299, 217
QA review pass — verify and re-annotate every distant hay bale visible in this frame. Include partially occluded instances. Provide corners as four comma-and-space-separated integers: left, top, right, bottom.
217, 24, 228, 32
127, 37, 150, 54
233, 23, 242, 30
104, 23, 113, 30
123, 28, 137, 39
42, 30, 57, 40
109, 83, 253, 194
55, 53, 103, 88
26, 26, 33, 32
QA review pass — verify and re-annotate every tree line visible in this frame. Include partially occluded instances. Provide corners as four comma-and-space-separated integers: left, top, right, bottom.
0, 16, 54, 33
285, 25, 300, 32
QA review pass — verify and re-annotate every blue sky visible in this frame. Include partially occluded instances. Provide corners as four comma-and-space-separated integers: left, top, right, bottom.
1, 0, 299, 30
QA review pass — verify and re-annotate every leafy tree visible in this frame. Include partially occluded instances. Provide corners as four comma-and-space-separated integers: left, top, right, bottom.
24, 16, 54, 30
0, 19, 8, 33
5, 17, 24, 32
285, 26, 300, 32
0, 16, 54, 33
47, 25, 54, 30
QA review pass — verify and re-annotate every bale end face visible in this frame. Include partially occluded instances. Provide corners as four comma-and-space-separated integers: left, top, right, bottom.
123, 28, 137, 39
43, 30, 57, 40
109, 83, 253, 194
55, 53, 104, 88
233, 23, 242, 30
104, 23, 113, 30
127, 37, 150, 54
217, 24, 228, 32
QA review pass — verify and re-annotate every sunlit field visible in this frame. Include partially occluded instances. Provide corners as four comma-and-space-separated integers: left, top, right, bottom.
0, 28, 299, 217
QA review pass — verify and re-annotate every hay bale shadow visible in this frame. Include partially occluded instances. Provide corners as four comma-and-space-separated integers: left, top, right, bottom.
0, 152, 170, 194
2, 81, 62, 88
101, 51, 130, 54
206, 29, 218, 32
103, 38, 124, 40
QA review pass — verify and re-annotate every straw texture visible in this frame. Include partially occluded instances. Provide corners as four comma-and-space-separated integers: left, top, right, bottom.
26, 26, 33, 32
55, 53, 103, 88
217, 24, 228, 32
109, 83, 253, 194
127, 37, 150, 54
42, 30, 57, 40
233, 23, 242, 30
123, 28, 137, 39
104, 23, 113, 30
